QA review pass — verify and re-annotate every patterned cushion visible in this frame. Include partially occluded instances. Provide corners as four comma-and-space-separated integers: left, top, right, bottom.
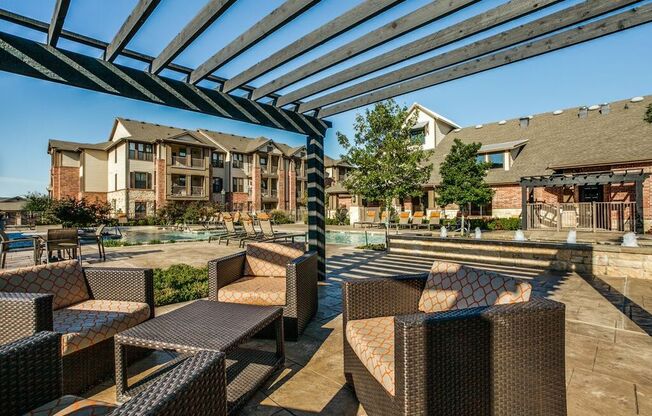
0, 260, 89, 310
25, 395, 115, 415
346, 316, 395, 396
218, 275, 286, 306
243, 242, 305, 277
53, 300, 150, 356
418, 261, 532, 313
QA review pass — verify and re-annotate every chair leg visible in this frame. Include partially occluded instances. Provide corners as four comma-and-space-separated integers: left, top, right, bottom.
0, 251, 6, 268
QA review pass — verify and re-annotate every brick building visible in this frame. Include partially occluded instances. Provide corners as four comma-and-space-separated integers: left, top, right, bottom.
404, 95, 652, 232
48, 118, 338, 219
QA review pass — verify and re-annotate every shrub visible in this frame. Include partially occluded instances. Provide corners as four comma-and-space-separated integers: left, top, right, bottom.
149, 239, 161, 245
467, 217, 521, 231
269, 209, 293, 224
153, 264, 208, 306
47, 197, 111, 227
355, 243, 386, 251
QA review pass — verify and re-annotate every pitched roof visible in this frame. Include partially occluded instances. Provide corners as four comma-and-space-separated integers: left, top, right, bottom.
114, 118, 187, 143
408, 103, 461, 129
48, 139, 112, 152
428, 95, 652, 185
324, 155, 351, 168
198, 129, 269, 153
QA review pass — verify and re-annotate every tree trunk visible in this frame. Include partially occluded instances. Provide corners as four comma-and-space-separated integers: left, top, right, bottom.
461, 213, 465, 236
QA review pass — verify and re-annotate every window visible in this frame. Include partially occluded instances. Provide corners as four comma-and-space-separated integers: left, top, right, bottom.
114, 173, 117, 191
212, 177, 223, 193
129, 142, 153, 161
134, 202, 147, 219
130, 172, 151, 189
232, 153, 244, 168
488, 153, 504, 169
233, 177, 244, 192
410, 128, 426, 145
260, 156, 268, 166
476, 155, 486, 164
211, 152, 224, 168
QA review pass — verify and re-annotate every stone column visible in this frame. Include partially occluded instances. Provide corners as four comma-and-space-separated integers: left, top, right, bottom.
277, 157, 286, 211
288, 160, 297, 213
251, 153, 262, 212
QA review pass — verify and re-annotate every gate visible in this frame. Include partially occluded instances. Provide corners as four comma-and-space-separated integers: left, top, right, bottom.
526, 202, 636, 232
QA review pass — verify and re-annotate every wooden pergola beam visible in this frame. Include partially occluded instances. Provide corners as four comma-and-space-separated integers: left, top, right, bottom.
47, 0, 71, 47
189, 0, 319, 85
150, 0, 236, 74
275, 0, 561, 107
0, 31, 328, 136
520, 172, 649, 188
309, 0, 645, 115
221, 0, 403, 94
105, 0, 161, 62
251, 0, 478, 101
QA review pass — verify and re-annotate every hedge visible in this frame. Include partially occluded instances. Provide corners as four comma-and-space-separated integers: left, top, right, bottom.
153, 264, 208, 306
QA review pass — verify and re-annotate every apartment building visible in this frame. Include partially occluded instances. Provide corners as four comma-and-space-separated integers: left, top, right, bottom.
48, 118, 325, 218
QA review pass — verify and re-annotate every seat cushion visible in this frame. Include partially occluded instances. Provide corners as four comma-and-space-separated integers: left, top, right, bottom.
0, 260, 90, 310
418, 261, 532, 313
218, 275, 286, 306
25, 395, 115, 415
53, 299, 150, 356
243, 242, 305, 277
346, 316, 395, 396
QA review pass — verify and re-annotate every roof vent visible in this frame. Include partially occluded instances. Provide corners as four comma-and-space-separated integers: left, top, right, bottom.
519, 117, 530, 128
475, 124, 483, 129
453, 128, 461, 132
498, 120, 507, 125
599, 103, 610, 115
631, 96, 644, 103
553, 110, 563, 115
588, 105, 600, 111
578, 106, 588, 119
267, 145, 274, 152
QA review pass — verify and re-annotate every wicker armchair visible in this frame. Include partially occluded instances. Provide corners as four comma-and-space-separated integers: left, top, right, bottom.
208, 242, 318, 341
0, 260, 155, 394
343, 273, 567, 416
0, 332, 227, 416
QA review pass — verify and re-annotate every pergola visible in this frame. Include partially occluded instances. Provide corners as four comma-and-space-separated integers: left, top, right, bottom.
0, 1, 650, 279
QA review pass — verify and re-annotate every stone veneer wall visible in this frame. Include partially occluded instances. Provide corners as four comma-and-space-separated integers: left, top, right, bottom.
388, 235, 652, 280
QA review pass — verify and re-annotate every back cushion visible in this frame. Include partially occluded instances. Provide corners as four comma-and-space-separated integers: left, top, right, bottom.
418, 261, 531, 313
244, 242, 306, 277
0, 260, 90, 310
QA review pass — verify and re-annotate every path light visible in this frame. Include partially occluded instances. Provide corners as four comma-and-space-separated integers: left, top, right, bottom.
474, 227, 482, 239
622, 232, 639, 248
566, 229, 577, 244
514, 229, 527, 241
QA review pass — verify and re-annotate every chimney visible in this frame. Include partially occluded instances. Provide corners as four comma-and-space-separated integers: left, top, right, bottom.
578, 106, 588, 119
599, 103, 610, 115
519, 117, 531, 128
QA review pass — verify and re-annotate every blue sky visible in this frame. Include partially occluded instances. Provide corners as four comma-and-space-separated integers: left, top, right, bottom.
0, 0, 651, 196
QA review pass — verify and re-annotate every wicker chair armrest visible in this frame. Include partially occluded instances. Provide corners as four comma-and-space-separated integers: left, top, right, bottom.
285, 251, 318, 310
394, 297, 566, 415
110, 350, 227, 416
342, 274, 427, 322
83, 268, 155, 318
0, 331, 62, 415
0, 292, 54, 344
207, 252, 246, 300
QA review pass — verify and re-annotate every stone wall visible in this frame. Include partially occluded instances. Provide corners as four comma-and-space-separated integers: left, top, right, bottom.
81, 192, 107, 203
388, 234, 652, 280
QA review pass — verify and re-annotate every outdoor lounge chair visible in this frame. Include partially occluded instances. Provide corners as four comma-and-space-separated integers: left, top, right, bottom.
0, 260, 155, 394
259, 218, 304, 242
208, 242, 317, 341
394, 212, 410, 230
212, 217, 246, 245
1, 331, 227, 416
411, 211, 428, 229
342, 260, 566, 416
428, 210, 442, 230
237, 219, 267, 247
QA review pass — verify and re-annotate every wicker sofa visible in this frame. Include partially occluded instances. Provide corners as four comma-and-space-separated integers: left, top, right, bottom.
0, 331, 227, 416
343, 261, 566, 416
208, 242, 318, 340
0, 260, 154, 394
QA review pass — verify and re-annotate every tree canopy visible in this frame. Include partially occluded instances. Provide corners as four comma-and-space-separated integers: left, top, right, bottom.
437, 138, 494, 215
336, 100, 433, 218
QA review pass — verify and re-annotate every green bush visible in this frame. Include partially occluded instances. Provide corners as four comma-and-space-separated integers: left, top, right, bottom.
467, 217, 521, 231
153, 264, 208, 306
46, 197, 111, 227
270, 209, 293, 224
355, 243, 386, 251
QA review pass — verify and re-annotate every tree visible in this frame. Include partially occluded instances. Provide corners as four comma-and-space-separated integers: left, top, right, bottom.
24, 192, 52, 213
337, 100, 434, 228
437, 138, 494, 235
645, 103, 652, 123
48, 197, 111, 227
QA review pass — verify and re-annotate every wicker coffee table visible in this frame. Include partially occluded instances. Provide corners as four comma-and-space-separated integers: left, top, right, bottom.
114, 300, 284, 413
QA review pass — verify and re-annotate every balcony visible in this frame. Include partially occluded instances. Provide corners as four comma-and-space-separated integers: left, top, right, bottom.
262, 189, 278, 202
261, 164, 278, 177
171, 185, 187, 196
170, 155, 204, 169
191, 158, 204, 168
191, 186, 204, 196
171, 156, 188, 167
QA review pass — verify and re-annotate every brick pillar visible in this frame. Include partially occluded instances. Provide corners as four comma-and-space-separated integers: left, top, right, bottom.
156, 158, 166, 210
403, 197, 413, 212
251, 154, 262, 212
52, 166, 80, 199
278, 158, 286, 211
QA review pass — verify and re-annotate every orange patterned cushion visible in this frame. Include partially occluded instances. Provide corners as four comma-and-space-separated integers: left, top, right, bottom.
53, 300, 150, 356
218, 275, 286, 306
0, 260, 89, 310
418, 261, 532, 313
346, 316, 395, 396
243, 242, 305, 277
26, 395, 115, 415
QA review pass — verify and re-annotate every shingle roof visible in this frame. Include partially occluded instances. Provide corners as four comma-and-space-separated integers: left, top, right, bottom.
115, 118, 187, 143
198, 129, 269, 153
324, 156, 351, 168
428, 95, 652, 185
48, 139, 112, 152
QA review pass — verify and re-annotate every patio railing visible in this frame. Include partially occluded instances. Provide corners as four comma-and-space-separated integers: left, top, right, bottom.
171, 185, 186, 196
526, 202, 636, 232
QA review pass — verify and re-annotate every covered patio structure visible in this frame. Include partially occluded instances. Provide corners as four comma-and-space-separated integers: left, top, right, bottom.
521, 170, 650, 233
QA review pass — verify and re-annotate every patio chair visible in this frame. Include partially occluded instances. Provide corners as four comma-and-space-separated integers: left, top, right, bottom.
0, 260, 155, 394
428, 210, 442, 230
1, 332, 227, 416
411, 211, 428, 229
259, 218, 303, 242
0, 229, 35, 268
342, 260, 566, 416
208, 242, 317, 341
237, 219, 267, 248
211, 217, 247, 245
79, 224, 106, 261
395, 212, 410, 230
43, 228, 81, 264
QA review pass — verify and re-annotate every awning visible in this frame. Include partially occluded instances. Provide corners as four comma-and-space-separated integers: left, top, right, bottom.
478, 139, 528, 153
411, 121, 428, 130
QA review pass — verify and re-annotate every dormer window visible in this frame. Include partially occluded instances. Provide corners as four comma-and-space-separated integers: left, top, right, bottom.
409, 121, 428, 145
477, 152, 505, 169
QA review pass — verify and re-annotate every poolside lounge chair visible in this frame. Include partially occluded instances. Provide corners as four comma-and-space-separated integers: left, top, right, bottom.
213, 217, 247, 245
343, 260, 566, 416
428, 210, 442, 230
259, 218, 304, 242
237, 220, 267, 247
1, 332, 227, 416
354, 209, 378, 228
411, 211, 428, 229
395, 212, 410, 230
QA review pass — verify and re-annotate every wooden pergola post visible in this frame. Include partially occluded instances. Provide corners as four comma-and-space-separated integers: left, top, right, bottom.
307, 134, 326, 281
521, 184, 528, 230
635, 178, 644, 233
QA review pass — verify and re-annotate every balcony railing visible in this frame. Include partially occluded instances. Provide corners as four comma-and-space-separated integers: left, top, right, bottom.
191, 186, 204, 196
262, 189, 278, 198
270, 165, 278, 174
191, 158, 204, 168
172, 156, 188, 167
171, 185, 186, 196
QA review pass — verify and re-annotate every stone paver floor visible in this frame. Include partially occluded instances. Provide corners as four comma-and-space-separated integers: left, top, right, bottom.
5, 241, 652, 415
